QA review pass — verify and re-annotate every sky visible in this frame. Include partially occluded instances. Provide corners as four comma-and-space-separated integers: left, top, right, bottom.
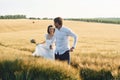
0, 0, 120, 18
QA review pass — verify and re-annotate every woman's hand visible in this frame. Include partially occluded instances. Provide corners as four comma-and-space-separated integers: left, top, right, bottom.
50, 45, 53, 49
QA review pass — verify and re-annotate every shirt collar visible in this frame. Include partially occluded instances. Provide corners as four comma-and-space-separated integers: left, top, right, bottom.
57, 26, 63, 31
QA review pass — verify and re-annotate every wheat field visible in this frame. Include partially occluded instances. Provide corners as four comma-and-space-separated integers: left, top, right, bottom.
0, 19, 120, 79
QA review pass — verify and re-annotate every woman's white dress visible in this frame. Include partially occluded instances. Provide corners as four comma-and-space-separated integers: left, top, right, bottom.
32, 34, 55, 60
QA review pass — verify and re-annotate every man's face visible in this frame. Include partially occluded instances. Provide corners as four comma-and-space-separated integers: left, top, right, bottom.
54, 22, 59, 29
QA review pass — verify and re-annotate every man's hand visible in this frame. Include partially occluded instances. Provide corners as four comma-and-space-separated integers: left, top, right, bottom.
70, 47, 74, 52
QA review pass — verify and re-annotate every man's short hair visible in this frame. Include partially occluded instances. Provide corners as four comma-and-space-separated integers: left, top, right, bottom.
54, 17, 63, 25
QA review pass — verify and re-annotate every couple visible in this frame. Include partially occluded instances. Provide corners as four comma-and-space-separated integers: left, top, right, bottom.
32, 17, 78, 64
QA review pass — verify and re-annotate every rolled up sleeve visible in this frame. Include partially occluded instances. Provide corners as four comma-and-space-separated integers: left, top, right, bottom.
67, 28, 78, 48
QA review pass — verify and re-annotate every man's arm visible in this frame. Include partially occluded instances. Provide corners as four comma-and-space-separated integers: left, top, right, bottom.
67, 28, 78, 52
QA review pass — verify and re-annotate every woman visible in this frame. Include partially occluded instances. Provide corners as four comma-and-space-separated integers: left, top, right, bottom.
32, 25, 55, 60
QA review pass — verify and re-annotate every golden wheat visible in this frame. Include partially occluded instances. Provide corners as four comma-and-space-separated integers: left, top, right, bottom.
0, 19, 120, 76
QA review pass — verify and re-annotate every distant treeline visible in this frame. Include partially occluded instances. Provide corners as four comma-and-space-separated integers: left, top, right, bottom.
1, 15, 120, 24
29, 17, 53, 20
0, 15, 26, 19
0, 15, 53, 20
65, 18, 120, 24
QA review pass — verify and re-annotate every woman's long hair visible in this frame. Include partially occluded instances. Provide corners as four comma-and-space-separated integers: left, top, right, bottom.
47, 25, 55, 34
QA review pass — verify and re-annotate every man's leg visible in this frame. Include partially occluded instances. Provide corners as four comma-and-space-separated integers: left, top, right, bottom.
60, 50, 70, 64
55, 53, 59, 60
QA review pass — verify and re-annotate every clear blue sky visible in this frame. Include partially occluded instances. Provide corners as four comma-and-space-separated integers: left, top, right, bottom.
0, 0, 120, 18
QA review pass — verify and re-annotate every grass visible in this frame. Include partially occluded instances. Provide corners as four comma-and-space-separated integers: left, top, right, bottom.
0, 59, 80, 80
0, 19, 120, 79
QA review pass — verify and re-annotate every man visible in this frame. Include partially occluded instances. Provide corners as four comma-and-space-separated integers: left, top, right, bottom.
53, 17, 77, 64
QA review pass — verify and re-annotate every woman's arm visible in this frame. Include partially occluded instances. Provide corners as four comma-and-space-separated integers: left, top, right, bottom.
40, 41, 45, 44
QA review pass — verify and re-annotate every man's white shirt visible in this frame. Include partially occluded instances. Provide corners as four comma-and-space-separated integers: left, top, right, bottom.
52, 26, 77, 55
